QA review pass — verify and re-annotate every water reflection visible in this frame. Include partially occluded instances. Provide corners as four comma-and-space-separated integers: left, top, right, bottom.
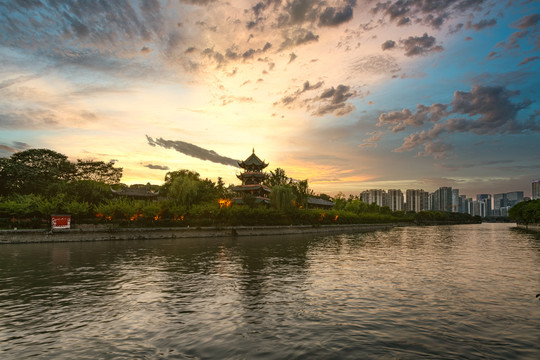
1, 224, 540, 359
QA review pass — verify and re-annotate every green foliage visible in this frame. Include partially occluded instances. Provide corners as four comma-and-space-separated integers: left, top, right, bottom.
291, 179, 310, 208
0, 149, 122, 197
265, 168, 290, 187
509, 199, 540, 224
74, 160, 122, 184
270, 185, 296, 211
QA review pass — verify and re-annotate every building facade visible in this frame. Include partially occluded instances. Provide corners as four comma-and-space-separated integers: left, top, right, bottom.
405, 189, 428, 212
533, 179, 540, 200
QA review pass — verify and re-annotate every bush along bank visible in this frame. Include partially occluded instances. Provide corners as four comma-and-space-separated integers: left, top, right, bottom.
0, 197, 481, 230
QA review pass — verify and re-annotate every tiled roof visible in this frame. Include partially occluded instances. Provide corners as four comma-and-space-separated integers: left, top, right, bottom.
238, 150, 268, 169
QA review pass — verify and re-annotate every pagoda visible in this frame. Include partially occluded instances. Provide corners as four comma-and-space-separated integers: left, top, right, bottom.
232, 149, 271, 205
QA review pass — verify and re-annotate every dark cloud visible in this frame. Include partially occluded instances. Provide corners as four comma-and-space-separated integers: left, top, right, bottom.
371, 0, 490, 29
496, 13, 540, 51
378, 104, 448, 132
311, 84, 356, 116
513, 13, 540, 29
180, 0, 218, 5
0, 141, 30, 154
279, 28, 319, 50
466, 18, 497, 31
518, 56, 539, 66
400, 33, 443, 57
318, 3, 354, 27
146, 135, 240, 168
143, 164, 170, 170
384, 85, 539, 157
274, 80, 324, 107
381, 40, 396, 50
288, 52, 297, 63
274, 81, 360, 117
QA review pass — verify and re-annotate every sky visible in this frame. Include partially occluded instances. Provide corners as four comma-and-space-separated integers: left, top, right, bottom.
1, 0, 539, 198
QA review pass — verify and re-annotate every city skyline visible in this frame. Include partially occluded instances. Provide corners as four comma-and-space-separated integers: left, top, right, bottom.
1, 1, 539, 197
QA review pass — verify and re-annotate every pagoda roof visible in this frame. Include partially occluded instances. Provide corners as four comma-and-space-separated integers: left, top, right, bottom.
232, 184, 271, 193
238, 149, 268, 169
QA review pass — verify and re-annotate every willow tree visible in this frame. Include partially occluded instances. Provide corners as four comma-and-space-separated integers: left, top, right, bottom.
270, 185, 296, 211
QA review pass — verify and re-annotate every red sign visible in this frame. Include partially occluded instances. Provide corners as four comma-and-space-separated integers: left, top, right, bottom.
51, 215, 71, 229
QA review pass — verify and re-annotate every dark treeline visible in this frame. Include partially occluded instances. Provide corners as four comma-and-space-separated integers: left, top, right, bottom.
509, 199, 540, 224
0, 148, 480, 229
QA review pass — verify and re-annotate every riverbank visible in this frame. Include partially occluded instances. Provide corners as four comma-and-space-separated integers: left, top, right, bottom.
0, 224, 396, 244
516, 223, 540, 232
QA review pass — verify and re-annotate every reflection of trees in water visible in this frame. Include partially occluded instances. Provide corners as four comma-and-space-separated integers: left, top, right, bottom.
232, 234, 314, 325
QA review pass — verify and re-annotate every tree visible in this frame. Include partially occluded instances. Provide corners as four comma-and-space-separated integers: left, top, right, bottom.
270, 185, 296, 211
3, 149, 75, 194
291, 179, 310, 208
265, 168, 290, 187
74, 160, 122, 184
169, 175, 200, 209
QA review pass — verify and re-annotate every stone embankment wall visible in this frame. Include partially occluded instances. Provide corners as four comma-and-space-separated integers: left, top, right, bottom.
516, 223, 540, 232
0, 224, 395, 244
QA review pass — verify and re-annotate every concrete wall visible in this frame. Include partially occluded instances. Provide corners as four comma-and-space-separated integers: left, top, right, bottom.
0, 224, 395, 244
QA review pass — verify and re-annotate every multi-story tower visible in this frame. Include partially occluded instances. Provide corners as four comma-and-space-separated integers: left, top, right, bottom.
452, 189, 460, 212
476, 194, 492, 216
405, 189, 428, 212
232, 149, 271, 205
361, 189, 386, 207
533, 179, 540, 200
506, 191, 524, 207
387, 189, 404, 211
431, 187, 453, 212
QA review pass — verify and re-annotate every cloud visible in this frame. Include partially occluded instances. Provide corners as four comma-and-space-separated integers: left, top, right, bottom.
310, 84, 357, 116
371, 0, 491, 29
0, 141, 31, 154
350, 54, 400, 74
279, 28, 319, 50
416, 141, 453, 160
143, 163, 170, 170
496, 13, 540, 51
318, 3, 355, 27
518, 56, 539, 66
385, 85, 538, 157
146, 135, 240, 168
466, 18, 497, 31
0, 74, 41, 89
513, 13, 540, 29
381, 40, 396, 50
400, 33, 444, 57
378, 103, 448, 132
359, 131, 383, 149
274, 80, 324, 107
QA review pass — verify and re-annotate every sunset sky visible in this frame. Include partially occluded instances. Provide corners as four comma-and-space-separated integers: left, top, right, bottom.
1, 0, 539, 197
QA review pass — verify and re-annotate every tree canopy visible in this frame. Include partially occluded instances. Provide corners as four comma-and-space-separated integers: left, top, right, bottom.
0, 149, 123, 196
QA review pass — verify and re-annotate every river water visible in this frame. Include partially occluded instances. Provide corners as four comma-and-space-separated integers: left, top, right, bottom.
1, 223, 540, 359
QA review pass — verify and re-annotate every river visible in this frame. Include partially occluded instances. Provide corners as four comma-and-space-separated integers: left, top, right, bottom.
1, 223, 540, 359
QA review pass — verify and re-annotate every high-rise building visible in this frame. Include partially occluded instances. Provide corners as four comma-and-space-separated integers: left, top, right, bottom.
493, 191, 524, 216
431, 187, 453, 212
532, 179, 539, 200
452, 189, 460, 212
476, 194, 492, 216
360, 189, 386, 207
387, 189, 404, 211
506, 191, 524, 207
405, 189, 428, 212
